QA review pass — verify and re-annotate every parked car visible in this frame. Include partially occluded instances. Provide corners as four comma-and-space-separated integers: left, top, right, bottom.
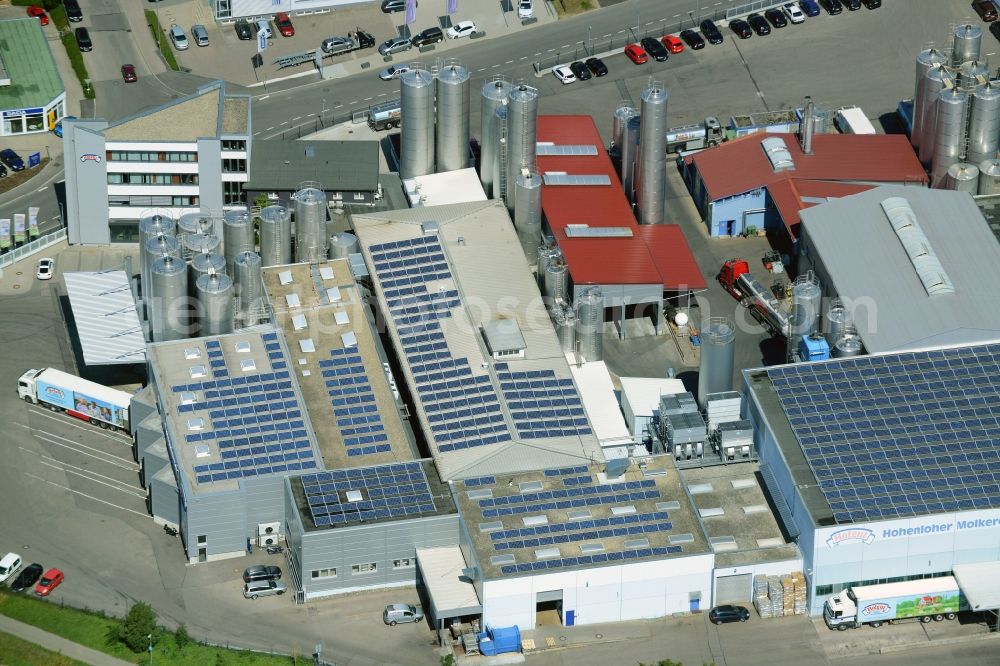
242, 565, 281, 583
234, 18, 252, 40
861, 0, 880, 7
747, 13, 770, 35
585, 56, 608, 76
518, 0, 534, 19
120, 64, 137, 82
709, 604, 750, 625
569, 61, 591, 81
191, 24, 209, 46
1, 148, 25, 171
243, 579, 286, 599
74, 27, 92, 52
730, 19, 753, 39
992, 21, 1000, 42
799, 0, 821, 16
680, 29, 705, 49
784, 2, 806, 23
381, 0, 412, 12
9, 563, 43, 592
765, 8, 787, 27
36, 258, 55, 281
552, 65, 577, 84
64, 0, 83, 22
169, 24, 188, 50
378, 36, 412, 56
378, 63, 411, 80
26, 6, 49, 26
640, 37, 669, 61
0, 163, 7, 178
34, 568, 63, 596
412, 26, 444, 46
700, 19, 724, 44
53, 116, 76, 139
819, 0, 843, 15
446, 20, 477, 39
624, 43, 648, 64
384, 604, 423, 626
841, 0, 861, 9
0, 553, 22, 584
274, 12, 294, 37
661, 34, 685, 53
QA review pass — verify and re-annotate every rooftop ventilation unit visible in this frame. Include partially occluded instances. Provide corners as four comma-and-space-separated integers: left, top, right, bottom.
535, 143, 600, 156
605, 458, 629, 479
880, 197, 955, 296
761, 136, 795, 172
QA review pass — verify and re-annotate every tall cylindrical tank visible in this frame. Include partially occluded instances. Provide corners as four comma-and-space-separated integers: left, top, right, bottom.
436, 62, 471, 173
142, 234, 181, 304
329, 232, 359, 259
400, 68, 435, 179
824, 298, 853, 346
697, 317, 735, 407
637, 84, 668, 225
177, 211, 213, 251
911, 48, 947, 151
233, 251, 265, 327
967, 82, 1000, 165
293, 187, 328, 263
189, 252, 227, 296
479, 78, 512, 197
544, 260, 568, 305
978, 158, 1000, 194
575, 287, 604, 363
138, 213, 175, 299
612, 104, 637, 152
622, 115, 641, 204
222, 209, 254, 276
149, 255, 189, 342
931, 88, 970, 188
537, 241, 559, 288
552, 306, 577, 353
259, 205, 292, 267
946, 162, 980, 195
194, 273, 234, 337
183, 232, 221, 259
918, 67, 949, 166
505, 83, 539, 212
789, 272, 822, 362
952, 23, 983, 67
833, 333, 863, 359
957, 60, 990, 92
514, 170, 542, 261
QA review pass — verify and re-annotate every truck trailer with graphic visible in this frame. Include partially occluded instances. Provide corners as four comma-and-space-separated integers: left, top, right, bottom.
17, 368, 131, 433
824, 576, 964, 630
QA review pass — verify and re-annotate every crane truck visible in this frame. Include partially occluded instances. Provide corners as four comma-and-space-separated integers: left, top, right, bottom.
718, 259, 790, 337
824, 577, 964, 630
18, 368, 131, 432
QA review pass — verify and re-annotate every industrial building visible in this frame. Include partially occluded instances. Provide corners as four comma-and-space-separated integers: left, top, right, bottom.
743, 341, 1000, 615
62, 82, 251, 244
0, 18, 66, 136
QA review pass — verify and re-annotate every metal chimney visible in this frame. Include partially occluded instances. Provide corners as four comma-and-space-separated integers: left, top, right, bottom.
800, 97, 815, 155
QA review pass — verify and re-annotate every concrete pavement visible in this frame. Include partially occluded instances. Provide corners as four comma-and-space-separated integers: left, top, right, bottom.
0, 613, 134, 666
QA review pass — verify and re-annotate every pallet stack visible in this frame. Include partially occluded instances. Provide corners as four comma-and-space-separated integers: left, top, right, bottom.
752, 574, 772, 618
791, 571, 808, 615
768, 575, 783, 617
781, 575, 796, 615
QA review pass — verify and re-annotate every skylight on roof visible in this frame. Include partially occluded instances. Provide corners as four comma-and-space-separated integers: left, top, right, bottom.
624, 538, 650, 549
668, 533, 695, 545
194, 444, 211, 458
334, 311, 350, 325
278, 270, 293, 285
285, 293, 301, 308
656, 501, 681, 511
240, 359, 257, 372
180, 391, 198, 405
519, 480, 544, 493
523, 515, 548, 526
235, 341, 251, 353
346, 490, 363, 503
579, 542, 605, 554
341, 331, 357, 348
184, 347, 201, 360
187, 418, 205, 431
189, 365, 206, 378
534, 547, 561, 561
468, 489, 494, 500
567, 509, 592, 521
611, 505, 637, 516
328, 287, 342, 302
479, 521, 503, 532
319, 266, 335, 281
299, 339, 316, 353
490, 554, 516, 566
292, 314, 308, 330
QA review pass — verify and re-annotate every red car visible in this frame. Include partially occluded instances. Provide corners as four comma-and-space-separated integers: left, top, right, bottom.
121, 64, 137, 83
624, 43, 648, 64
27, 5, 49, 26
34, 568, 64, 596
274, 12, 295, 37
661, 34, 685, 54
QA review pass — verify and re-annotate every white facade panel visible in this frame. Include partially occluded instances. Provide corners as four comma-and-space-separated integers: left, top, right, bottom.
222, 173, 249, 182
107, 162, 200, 174
107, 185, 200, 196
107, 141, 200, 151
110, 206, 200, 220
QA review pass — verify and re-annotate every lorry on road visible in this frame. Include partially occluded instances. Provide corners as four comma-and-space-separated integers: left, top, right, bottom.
368, 99, 401, 131
18, 368, 131, 432
718, 258, 790, 337
665, 116, 724, 153
823, 577, 964, 630
834, 106, 878, 135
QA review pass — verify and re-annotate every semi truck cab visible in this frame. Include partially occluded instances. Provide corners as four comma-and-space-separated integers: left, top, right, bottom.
17, 368, 43, 402
823, 590, 858, 628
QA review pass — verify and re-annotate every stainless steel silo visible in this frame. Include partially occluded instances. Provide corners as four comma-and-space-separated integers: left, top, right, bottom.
480, 78, 512, 197
622, 115, 641, 204
400, 68, 435, 179
329, 232, 359, 259
436, 62, 471, 173
612, 104, 637, 152
552, 306, 576, 353
952, 23, 983, 67
833, 333, 863, 358
177, 212, 214, 259
824, 298, 853, 346
912, 48, 947, 152
537, 241, 559, 289
918, 67, 950, 166
637, 84, 668, 225
788, 272, 822, 362
138, 213, 175, 298
575, 287, 604, 363
293, 186, 328, 263
697, 316, 735, 407
947, 162, 980, 194
142, 234, 181, 304
222, 209, 254, 276
183, 232, 222, 259
233, 251, 265, 327
978, 158, 1000, 194
967, 82, 1000, 165
149, 255, 189, 341
195, 273, 234, 337
189, 252, 227, 296
544, 260, 568, 305
958, 60, 990, 92
514, 169, 542, 261
259, 205, 292, 267
931, 88, 970, 188
505, 83, 539, 212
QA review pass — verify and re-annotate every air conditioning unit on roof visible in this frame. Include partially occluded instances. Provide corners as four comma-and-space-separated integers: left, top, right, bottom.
258, 522, 280, 537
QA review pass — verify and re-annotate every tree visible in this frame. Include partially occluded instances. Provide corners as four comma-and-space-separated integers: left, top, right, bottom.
175, 623, 191, 650
117, 601, 159, 653
440, 655, 457, 666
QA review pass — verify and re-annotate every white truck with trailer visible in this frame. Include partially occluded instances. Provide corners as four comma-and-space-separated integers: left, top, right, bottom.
823, 576, 964, 630
18, 368, 131, 432
834, 106, 878, 135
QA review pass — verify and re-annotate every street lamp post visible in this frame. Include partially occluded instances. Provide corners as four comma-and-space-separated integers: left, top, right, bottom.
147, 634, 153, 666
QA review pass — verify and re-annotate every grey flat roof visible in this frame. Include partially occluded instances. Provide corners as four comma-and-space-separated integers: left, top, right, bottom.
482, 319, 526, 354
799, 186, 1000, 354
63, 270, 145, 365
0, 19, 63, 111
244, 140, 379, 192
103, 82, 248, 142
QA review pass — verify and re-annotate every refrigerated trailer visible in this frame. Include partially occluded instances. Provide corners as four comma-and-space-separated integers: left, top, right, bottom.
824, 577, 964, 630
17, 368, 131, 432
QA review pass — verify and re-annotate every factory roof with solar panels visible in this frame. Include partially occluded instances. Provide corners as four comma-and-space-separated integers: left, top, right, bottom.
261, 260, 418, 469
744, 342, 1000, 526
148, 330, 323, 495
291, 459, 455, 531
351, 200, 603, 481
455, 457, 709, 580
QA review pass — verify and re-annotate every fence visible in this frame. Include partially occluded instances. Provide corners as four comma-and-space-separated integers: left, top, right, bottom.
0, 228, 66, 269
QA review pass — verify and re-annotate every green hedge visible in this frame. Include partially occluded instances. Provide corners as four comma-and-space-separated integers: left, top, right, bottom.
60, 32, 95, 100
145, 10, 180, 72
10, 0, 62, 10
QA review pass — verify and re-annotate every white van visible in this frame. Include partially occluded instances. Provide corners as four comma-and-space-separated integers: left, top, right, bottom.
255, 20, 273, 40
0, 553, 23, 584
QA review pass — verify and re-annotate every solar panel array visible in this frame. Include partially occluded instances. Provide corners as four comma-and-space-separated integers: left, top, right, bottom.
370, 236, 511, 453
477, 478, 660, 518
768, 344, 1000, 523
495, 363, 592, 439
321, 347, 391, 458
301, 461, 435, 526
172, 334, 318, 484
498, 545, 683, 575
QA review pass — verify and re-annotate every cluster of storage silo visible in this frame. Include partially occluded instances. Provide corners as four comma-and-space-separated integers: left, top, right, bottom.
610, 83, 669, 223
911, 24, 1000, 192
399, 60, 472, 179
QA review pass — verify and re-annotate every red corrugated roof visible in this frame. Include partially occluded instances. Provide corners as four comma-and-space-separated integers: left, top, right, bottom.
767, 178, 874, 239
536, 115, 706, 291
686, 132, 927, 201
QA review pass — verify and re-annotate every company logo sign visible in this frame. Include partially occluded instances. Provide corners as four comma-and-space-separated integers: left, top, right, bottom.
861, 603, 890, 616
826, 528, 876, 548
44, 386, 65, 400
79, 154, 102, 163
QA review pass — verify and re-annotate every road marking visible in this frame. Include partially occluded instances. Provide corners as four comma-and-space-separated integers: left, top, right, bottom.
505, 60, 514, 64
259, 95, 271, 101
363, 97, 373, 101
266, 126, 275, 131
20, 410, 131, 445
477, 67, 486, 72
333, 103, 343, 107
519, 56, 527, 60
561, 44, 571, 49
349, 100, 359, 104
37, 186, 47, 192
36, 456, 147, 498
25, 472, 148, 517
16, 424, 139, 471
377, 93, 387, 97
292, 116, 302, 121
547, 48, 555, 52
279, 121, 288, 126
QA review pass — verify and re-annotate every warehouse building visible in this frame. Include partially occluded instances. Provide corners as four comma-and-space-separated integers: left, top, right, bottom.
0, 18, 66, 136
743, 342, 1000, 615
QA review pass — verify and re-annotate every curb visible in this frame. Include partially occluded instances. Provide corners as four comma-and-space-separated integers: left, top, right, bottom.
878, 630, 1000, 654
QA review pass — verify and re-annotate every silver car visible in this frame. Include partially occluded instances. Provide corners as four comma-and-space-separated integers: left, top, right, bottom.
378, 63, 411, 80
244, 579, 287, 599
383, 604, 423, 625
378, 36, 412, 56
169, 24, 189, 50
191, 24, 209, 46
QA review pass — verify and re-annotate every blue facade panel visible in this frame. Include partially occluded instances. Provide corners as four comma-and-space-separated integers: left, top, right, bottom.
707, 189, 767, 237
